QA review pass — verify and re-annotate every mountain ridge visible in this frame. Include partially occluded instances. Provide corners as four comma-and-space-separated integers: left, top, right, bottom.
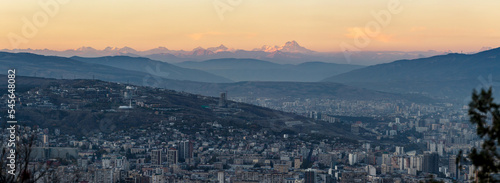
0, 51, 432, 104
0, 51, 231, 84
322, 47, 500, 99
70, 55, 233, 83
1, 41, 448, 65
0, 75, 363, 140
176, 58, 364, 82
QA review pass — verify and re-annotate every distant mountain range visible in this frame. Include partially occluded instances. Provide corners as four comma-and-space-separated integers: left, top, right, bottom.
176, 58, 364, 82
71, 56, 233, 83
6, 45, 500, 102
322, 47, 500, 100
0, 51, 430, 103
2, 41, 446, 65
0, 52, 231, 83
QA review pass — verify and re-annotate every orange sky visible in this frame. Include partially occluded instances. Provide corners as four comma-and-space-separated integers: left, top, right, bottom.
1, 0, 499, 52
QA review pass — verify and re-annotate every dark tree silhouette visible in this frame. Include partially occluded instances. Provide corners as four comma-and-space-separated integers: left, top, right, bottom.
467, 88, 500, 181
0, 129, 81, 183
0, 132, 48, 183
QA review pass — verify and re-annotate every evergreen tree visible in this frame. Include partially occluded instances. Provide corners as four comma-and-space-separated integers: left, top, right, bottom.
467, 88, 500, 181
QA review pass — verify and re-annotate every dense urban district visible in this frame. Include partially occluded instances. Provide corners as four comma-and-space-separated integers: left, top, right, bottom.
1, 77, 479, 183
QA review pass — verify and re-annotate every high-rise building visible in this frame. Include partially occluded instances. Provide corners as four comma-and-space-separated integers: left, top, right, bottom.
437, 142, 445, 156
43, 135, 49, 147
381, 164, 392, 174
294, 157, 302, 169
102, 157, 111, 168
429, 142, 437, 153
398, 157, 405, 170
305, 169, 317, 183
167, 148, 178, 165
94, 168, 113, 183
449, 155, 458, 179
348, 153, 357, 165
151, 149, 162, 165
416, 155, 423, 171
395, 146, 405, 155
469, 165, 476, 180
351, 124, 360, 135
423, 152, 439, 174
219, 92, 227, 107
152, 174, 165, 183
115, 156, 127, 169
179, 140, 193, 161
218, 171, 225, 183
382, 153, 392, 165
366, 165, 376, 176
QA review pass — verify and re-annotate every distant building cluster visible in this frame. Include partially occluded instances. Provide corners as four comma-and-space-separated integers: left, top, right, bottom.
0, 81, 480, 182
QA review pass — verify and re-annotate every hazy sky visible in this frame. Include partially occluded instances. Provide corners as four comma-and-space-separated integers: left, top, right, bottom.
1, 0, 499, 52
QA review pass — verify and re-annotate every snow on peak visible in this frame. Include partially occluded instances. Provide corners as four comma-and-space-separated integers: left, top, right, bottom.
207, 44, 231, 52
253, 41, 313, 53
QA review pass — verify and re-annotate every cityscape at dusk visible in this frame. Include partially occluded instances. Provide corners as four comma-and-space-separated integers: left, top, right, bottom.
1, 1, 500, 183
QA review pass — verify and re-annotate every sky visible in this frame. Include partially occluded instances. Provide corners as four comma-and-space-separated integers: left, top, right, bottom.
1, 0, 499, 52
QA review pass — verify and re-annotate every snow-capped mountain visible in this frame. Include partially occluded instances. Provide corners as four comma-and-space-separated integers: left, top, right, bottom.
207, 44, 233, 53
253, 41, 314, 54
1, 41, 447, 65
191, 47, 215, 56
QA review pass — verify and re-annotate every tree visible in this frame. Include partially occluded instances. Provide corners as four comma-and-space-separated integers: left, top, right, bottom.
0, 132, 48, 182
0, 129, 81, 183
467, 88, 500, 181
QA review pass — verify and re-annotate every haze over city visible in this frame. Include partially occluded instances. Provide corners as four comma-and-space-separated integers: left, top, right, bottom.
2, 1, 500, 182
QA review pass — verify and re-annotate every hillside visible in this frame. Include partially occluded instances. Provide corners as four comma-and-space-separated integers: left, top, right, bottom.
0, 52, 430, 103
0, 52, 159, 84
157, 81, 434, 104
176, 58, 364, 82
0, 52, 231, 84
0, 76, 360, 141
322, 47, 500, 99
71, 56, 233, 83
